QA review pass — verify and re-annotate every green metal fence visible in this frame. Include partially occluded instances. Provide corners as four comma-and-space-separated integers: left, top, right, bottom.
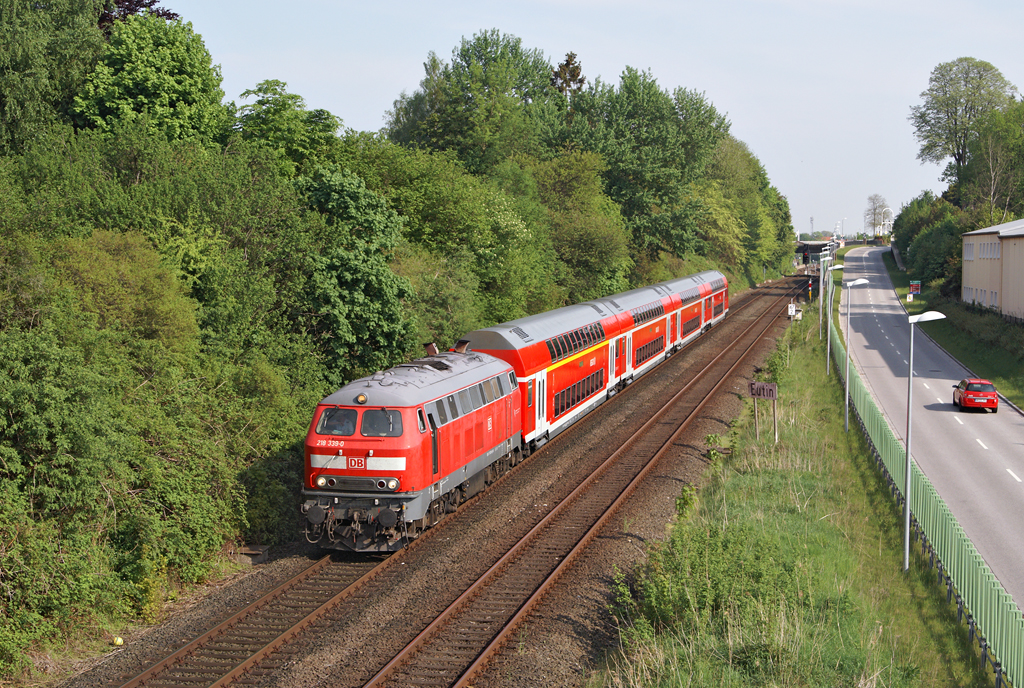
830, 325, 1024, 687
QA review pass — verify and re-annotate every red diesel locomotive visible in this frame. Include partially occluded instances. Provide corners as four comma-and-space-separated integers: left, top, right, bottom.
301, 270, 727, 551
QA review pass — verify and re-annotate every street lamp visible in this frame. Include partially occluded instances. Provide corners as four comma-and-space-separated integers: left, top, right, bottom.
818, 252, 831, 339
824, 264, 844, 373
903, 311, 947, 571
843, 278, 869, 432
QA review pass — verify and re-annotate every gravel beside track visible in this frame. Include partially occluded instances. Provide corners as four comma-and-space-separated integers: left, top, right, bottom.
57, 276, 805, 688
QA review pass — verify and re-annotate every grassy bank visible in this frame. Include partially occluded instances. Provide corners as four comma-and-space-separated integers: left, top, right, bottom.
591, 302, 993, 687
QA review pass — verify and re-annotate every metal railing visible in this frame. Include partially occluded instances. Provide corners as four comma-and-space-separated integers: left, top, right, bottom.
830, 325, 1024, 687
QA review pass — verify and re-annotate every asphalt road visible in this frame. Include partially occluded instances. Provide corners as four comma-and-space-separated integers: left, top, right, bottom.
837, 246, 1024, 610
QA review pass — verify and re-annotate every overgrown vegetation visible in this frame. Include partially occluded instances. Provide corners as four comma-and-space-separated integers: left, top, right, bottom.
0, 5, 796, 678
595, 310, 993, 687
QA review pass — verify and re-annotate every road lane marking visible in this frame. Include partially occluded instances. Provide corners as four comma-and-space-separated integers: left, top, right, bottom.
955, 417, 963, 424
923, 383, 930, 389
977, 439, 988, 450
1008, 469, 1022, 483
935, 397, 943, 403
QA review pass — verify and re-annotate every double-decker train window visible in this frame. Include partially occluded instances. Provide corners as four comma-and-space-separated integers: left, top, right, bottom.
317, 407, 357, 436
361, 409, 403, 437
546, 340, 557, 360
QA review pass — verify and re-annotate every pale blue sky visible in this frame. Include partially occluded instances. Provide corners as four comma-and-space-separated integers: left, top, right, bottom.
165, 0, 1024, 238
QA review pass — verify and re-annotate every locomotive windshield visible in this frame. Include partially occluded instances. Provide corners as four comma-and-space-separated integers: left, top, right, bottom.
317, 407, 357, 436
361, 409, 404, 437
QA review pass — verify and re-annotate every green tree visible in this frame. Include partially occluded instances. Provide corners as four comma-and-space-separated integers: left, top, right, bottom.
72, 13, 230, 142
704, 135, 791, 274
0, 0, 106, 155
385, 30, 553, 173
236, 79, 341, 175
529, 149, 631, 302
295, 165, 413, 385
565, 69, 730, 262
909, 57, 1017, 184
334, 133, 558, 323
961, 101, 1024, 225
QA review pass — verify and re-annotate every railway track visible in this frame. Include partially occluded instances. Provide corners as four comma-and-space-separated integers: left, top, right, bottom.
110, 556, 387, 688
108, 276, 803, 688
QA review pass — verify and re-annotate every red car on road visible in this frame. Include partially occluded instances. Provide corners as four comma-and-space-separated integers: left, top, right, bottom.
953, 378, 999, 413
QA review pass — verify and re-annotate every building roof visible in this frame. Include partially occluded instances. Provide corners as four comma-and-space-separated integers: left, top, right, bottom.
962, 217, 1024, 238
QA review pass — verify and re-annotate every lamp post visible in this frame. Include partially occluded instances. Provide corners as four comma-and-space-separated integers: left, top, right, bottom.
818, 252, 831, 339
903, 311, 947, 571
844, 278, 869, 432
824, 264, 844, 374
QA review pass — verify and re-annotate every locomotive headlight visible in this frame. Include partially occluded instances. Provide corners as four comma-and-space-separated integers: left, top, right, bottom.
316, 476, 327, 487
387, 479, 398, 490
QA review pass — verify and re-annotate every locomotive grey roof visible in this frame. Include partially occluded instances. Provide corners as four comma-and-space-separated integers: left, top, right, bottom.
464, 270, 726, 350
320, 351, 512, 408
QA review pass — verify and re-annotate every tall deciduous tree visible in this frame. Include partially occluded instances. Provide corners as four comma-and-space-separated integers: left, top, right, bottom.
566, 68, 730, 261
236, 79, 341, 175
909, 57, 1017, 183
961, 101, 1024, 225
385, 30, 553, 173
295, 165, 412, 385
863, 193, 889, 235
0, 0, 106, 155
72, 14, 229, 142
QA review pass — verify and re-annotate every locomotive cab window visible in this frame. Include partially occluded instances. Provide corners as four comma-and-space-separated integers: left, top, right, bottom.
480, 381, 495, 404
317, 407, 357, 436
361, 409, 404, 437
417, 408, 427, 433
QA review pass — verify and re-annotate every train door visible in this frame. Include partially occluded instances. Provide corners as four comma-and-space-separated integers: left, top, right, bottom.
539, 379, 545, 426
626, 334, 632, 374
670, 312, 677, 344
615, 336, 626, 378
427, 414, 439, 476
